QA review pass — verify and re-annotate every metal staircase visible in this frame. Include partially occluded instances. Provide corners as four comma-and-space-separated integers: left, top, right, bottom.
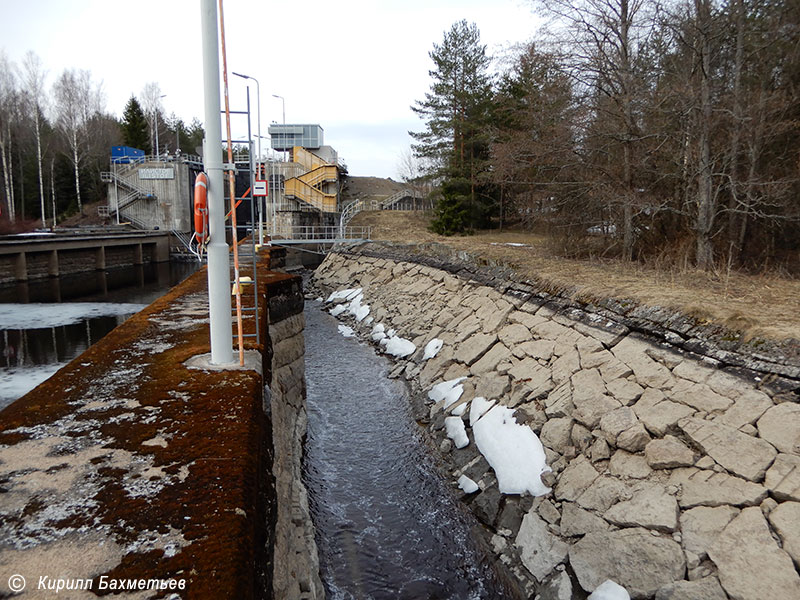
283, 148, 339, 213
338, 188, 425, 235
100, 169, 156, 211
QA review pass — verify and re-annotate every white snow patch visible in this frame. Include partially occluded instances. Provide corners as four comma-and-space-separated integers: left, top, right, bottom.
588, 580, 630, 600
384, 336, 415, 358
472, 404, 551, 496
422, 338, 443, 360
363, 316, 374, 326
458, 474, 479, 494
326, 288, 362, 303
0, 302, 147, 329
490, 242, 529, 247
371, 323, 386, 342
469, 396, 496, 426
347, 293, 370, 322
428, 378, 465, 409
330, 304, 347, 317
444, 416, 469, 449
314, 297, 323, 302
386, 328, 396, 338
337, 324, 356, 338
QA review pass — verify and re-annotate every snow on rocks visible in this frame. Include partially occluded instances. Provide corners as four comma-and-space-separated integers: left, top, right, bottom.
588, 580, 630, 600
458, 474, 479, 494
311, 249, 800, 600
445, 416, 469, 449
384, 336, 416, 358
423, 338, 443, 360
337, 324, 355, 338
473, 404, 551, 496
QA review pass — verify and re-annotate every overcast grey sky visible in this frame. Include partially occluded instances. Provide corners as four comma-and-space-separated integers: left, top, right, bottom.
0, 0, 542, 177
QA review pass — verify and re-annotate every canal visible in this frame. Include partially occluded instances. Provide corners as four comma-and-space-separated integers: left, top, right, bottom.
303, 302, 515, 600
0, 261, 197, 409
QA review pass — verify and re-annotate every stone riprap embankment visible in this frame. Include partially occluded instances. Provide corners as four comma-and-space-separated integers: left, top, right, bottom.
310, 242, 800, 600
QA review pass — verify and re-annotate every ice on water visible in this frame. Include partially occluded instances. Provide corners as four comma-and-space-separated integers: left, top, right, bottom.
0, 302, 147, 329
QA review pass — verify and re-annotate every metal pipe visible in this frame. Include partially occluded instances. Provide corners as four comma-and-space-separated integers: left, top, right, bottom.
200, 0, 233, 365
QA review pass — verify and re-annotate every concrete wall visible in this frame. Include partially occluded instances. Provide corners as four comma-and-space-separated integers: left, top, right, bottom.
311, 242, 800, 600
264, 275, 324, 600
0, 247, 315, 599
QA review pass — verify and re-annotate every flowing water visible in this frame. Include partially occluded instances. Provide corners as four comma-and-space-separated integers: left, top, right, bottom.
303, 302, 515, 600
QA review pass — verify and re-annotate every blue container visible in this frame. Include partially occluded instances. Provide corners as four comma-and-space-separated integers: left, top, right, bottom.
111, 146, 146, 164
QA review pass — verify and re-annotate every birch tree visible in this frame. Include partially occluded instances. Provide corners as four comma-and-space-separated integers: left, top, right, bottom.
21, 51, 48, 226
140, 82, 164, 156
0, 52, 17, 221
52, 68, 101, 214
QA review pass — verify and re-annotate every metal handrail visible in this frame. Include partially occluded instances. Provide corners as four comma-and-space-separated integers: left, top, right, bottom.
271, 225, 371, 241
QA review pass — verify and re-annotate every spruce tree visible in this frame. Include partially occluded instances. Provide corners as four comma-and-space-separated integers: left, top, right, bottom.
411, 20, 495, 234
120, 95, 149, 151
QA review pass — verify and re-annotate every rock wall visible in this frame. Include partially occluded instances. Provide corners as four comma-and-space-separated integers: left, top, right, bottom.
265, 274, 324, 600
311, 243, 800, 600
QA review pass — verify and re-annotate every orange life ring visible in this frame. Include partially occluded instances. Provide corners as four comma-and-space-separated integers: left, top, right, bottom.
194, 172, 208, 243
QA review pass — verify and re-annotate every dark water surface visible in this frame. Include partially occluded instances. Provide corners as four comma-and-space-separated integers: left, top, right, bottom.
303, 302, 514, 600
0, 262, 198, 409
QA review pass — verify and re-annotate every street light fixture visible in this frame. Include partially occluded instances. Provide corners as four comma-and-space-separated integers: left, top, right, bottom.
232, 71, 263, 243
154, 94, 167, 158
272, 94, 286, 161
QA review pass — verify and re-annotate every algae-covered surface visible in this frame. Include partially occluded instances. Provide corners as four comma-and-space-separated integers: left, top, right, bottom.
0, 249, 288, 598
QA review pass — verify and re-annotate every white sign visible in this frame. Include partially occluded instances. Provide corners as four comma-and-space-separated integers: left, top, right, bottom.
139, 168, 174, 180
253, 180, 268, 197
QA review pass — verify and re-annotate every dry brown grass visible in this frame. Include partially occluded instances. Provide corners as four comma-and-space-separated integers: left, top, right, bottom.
352, 210, 800, 341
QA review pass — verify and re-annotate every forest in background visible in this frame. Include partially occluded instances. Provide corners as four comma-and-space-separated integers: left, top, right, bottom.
0, 51, 203, 231
409, 0, 799, 273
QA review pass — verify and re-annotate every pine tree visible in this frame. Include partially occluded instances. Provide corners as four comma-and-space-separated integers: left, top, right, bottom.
120, 95, 149, 151
411, 20, 495, 234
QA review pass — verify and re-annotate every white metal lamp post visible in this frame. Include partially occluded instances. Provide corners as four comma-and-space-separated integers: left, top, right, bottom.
272, 94, 286, 161
232, 72, 264, 244
154, 94, 166, 157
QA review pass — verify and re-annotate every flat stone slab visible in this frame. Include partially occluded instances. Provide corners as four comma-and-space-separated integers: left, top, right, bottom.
668, 468, 768, 508
555, 455, 600, 501
679, 505, 739, 559
633, 389, 694, 437
708, 506, 800, 600
655, 576, 728, 600
515, 511, 569, 582
768, 501, 800, 568
455, 331, 497, 366
604, 483, 679, 532
764, 453, 800, 502
679, 417, 777, 482
757, 403, 800, 455
645, 436, 696, 469
560, 502, 610, 537
570, 528, 685, 599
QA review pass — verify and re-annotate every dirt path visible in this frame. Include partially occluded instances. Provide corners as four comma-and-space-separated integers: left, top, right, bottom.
350, 210, 800, 342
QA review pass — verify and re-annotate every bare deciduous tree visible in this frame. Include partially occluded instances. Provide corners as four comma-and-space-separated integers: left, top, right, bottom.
0, 51, 17, 221
52, 68, 103, 215
21, 51, 47, 226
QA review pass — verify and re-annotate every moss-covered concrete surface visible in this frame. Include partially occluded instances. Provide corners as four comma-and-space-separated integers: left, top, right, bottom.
0, 247, 294, 599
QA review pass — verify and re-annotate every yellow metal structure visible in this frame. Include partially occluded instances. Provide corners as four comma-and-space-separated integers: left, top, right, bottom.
283, 146, 339, 213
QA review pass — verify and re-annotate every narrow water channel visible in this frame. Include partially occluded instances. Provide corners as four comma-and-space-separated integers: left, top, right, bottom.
303, 302, 514, 600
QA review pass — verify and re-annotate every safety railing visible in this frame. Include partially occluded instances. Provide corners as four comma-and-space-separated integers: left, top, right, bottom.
270, 225, 371, 242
